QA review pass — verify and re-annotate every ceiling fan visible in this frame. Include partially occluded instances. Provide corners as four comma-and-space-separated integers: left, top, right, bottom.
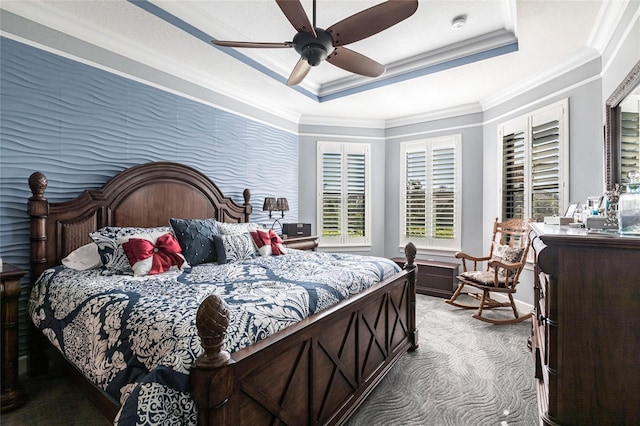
212, 0, 419, 86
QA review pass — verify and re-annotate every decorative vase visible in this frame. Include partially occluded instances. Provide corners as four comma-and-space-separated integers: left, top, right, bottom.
618, 171, 640, 235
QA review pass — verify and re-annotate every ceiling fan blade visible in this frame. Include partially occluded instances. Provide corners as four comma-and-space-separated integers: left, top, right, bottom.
326, 47, 385, 78
287, 57, 312, 86
275, 0, 317, 37
326, 0, 418, 46
212, 40, 294, 49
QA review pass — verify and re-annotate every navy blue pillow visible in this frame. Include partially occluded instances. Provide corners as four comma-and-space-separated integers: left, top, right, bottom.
169, 218, 220, 266
212, 235, 226, 264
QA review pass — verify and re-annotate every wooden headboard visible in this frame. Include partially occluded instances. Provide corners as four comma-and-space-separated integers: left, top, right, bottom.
28, 161, 252, 284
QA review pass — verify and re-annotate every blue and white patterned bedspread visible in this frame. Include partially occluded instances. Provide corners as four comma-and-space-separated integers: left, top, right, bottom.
29, 250, 401, 425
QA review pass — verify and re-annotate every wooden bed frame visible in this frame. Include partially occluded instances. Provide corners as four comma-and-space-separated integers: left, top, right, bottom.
27, 161, 418, 425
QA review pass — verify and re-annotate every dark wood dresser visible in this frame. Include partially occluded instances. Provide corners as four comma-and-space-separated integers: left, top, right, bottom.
1, 263, 27, 413
391, 258, 458, 298
529, 223, 640, 425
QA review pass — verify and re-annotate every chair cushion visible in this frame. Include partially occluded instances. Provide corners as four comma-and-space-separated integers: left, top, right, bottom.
460, 271, 506, 287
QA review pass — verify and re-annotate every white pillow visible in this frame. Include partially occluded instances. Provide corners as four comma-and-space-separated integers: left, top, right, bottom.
220, 233, 256, 263
217, 222, 259, 236
62, 243, 103, 271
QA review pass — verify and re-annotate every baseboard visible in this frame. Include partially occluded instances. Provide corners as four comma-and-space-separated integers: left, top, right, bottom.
491, 293, 533, 314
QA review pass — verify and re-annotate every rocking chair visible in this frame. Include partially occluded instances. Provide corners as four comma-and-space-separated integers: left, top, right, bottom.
445, 217, 532, 324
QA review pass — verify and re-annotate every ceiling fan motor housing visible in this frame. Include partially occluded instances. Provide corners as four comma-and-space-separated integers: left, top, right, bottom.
293, 28, 334, 66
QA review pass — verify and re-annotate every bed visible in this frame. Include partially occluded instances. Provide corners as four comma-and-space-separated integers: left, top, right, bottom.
27, 161, 418, 425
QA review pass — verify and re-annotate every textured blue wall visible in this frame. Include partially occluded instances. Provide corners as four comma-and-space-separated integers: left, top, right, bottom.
0, 36, 298, 286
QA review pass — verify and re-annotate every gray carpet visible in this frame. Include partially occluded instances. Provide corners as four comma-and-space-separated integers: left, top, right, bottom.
3, 294, 536, 425
346, 294, 537, 426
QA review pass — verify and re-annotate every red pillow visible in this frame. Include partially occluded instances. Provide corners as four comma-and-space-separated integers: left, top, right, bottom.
250, 229, 287, 257
122, 233, 187, 276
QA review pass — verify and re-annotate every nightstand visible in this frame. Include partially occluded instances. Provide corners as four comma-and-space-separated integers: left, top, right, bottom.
1, 263, 27, 412
282, 235, 318, 251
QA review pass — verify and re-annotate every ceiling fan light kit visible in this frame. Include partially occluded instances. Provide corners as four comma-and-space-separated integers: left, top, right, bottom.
212, 0, 419, 86
293, 29, 333, 66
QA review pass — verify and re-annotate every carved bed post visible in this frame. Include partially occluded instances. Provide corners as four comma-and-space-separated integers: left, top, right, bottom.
190, 294, 234, 426
27, 172, 50, 376
242, 189, 253, 223
403, 242, 419, 350
28, 172, 49, 286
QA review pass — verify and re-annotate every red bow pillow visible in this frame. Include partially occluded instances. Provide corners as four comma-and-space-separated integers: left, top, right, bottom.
250, 229, 287, 257
120, 232, 188, 276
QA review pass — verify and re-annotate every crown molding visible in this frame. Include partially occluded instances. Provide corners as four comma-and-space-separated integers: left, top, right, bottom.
319, 29, 517, 98
299, 115, 386, 130
481, 47, 600, 112
587, 0, 630, 54
385, 103, 483, 129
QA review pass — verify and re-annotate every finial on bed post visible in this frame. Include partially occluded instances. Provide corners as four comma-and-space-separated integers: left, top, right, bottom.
242, 188, 253, 222
195, 294, 231, 368
404, 242, 417, 272
191, 294, 234, 425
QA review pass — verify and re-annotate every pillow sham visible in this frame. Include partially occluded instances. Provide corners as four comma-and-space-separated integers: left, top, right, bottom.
169, 218, 220, 266
90, 226, 172, 273
217, 222, 259, 236
61, 243, 103, 271
120, 232, 188, 277
250, 229, 287, 257
218, 233, 256, 263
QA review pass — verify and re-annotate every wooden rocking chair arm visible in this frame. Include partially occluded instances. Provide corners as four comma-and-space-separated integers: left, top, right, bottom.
487, 259, 525, 271
454, 252, 491, 262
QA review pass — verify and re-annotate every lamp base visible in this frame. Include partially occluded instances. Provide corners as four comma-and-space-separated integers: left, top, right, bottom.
271, 218, 284, 236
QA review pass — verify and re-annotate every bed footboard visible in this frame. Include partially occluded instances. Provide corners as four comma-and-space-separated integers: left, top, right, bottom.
192, 243, 417, 425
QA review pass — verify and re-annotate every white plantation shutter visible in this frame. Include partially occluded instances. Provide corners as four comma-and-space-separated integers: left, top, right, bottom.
431, 145, 456, 239
621, 111, 640, 184
502, 129, 526, 220
530, 118, 560, 221
499, 99, 568, 222
317, 142, 370, 247
347, 152, 366, 237
321, 151, 342, 237
400, 135, 461, 250
405, 150, 427, 238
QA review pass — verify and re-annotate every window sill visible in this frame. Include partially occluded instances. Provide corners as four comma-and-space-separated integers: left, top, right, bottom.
397, 245, 459, 258
320, 244, 372, 252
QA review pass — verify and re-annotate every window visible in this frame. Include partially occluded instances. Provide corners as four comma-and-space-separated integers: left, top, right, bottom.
620, 105, 639, 185
400, 135, 461, 251
317, 142, 370, 247
499, 99, 569, 222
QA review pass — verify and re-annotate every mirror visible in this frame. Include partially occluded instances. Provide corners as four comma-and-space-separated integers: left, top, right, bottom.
605, 59, 640, 190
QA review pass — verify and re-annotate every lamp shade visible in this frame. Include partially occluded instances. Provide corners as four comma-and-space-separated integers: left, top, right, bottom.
276, 198, 289, 212
263, 197, 277, 211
